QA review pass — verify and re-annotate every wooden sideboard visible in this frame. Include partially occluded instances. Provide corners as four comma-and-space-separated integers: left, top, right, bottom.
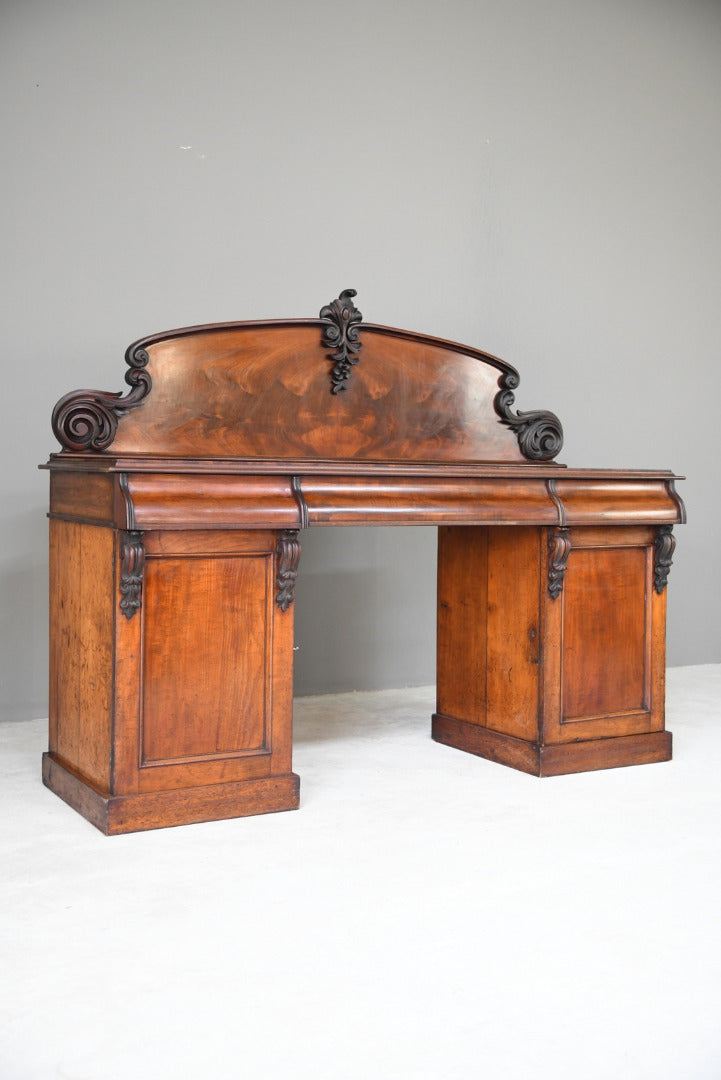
41, 290, 685, 833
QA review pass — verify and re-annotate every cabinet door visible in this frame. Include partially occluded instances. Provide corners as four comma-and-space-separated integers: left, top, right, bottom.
541, 526, 666, 744
113, 529, 294, 794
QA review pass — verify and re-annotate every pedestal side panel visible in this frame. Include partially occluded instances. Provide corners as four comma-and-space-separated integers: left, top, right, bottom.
49, 520, 114, 790
485, 528, 542, 742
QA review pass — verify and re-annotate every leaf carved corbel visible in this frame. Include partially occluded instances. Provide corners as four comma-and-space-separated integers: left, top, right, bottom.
548, 527, 571, 599
119, 531, 145, 619
494, 372, 564, 461
319, 289, 363, 394
52, 343, 152, 451
276, 530, 301, 612
653, 525, 675, 594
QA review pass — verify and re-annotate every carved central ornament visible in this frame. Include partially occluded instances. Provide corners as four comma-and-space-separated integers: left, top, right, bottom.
319, 289, 363, 394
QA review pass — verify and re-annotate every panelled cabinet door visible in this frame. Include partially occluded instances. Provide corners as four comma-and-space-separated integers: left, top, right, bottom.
112, 529, 295, 795
541, 526, 666, 744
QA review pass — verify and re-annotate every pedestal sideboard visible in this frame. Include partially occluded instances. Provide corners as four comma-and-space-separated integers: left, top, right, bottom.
41, 291, 685, 833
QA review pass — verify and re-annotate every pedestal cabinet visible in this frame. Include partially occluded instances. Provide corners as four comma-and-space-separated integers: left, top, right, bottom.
434, 524, 673, 774
45, 520, 299, 833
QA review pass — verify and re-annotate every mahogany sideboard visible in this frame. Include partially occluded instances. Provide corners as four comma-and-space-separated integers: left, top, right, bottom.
41, 290, 685, 833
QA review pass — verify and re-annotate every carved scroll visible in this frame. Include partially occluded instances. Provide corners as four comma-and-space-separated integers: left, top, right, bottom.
548, 527, 571, 599
494, 372, 564, 461
319, 289, 363, 393
52, 344, 152, 452
654, 525, 675, 594
276, 530, 301, 611
119, 531, 145, 619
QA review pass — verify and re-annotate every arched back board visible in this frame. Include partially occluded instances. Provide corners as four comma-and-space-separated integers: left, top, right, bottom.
51, 290, 563, 465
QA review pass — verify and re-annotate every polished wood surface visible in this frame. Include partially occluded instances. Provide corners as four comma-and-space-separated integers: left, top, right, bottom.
42, 294, 685, 832
104, 325, 528, 463
46, 468, 683, 530
48, 521, 114, 791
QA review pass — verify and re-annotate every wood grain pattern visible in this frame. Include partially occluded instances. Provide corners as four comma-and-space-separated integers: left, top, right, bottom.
49, 472, 115, 524
126, 473, 304, 529
436, 526, 489, 725
107, 326, 527, 463
541, 526, 667, 744
49, 520, 114, 791
140, 554, 272, 764
553, 478, 682, 524
561, 546, 648, 719
436, 526, 542, 743
301, 476, 557, 525
485, 527, 542, 742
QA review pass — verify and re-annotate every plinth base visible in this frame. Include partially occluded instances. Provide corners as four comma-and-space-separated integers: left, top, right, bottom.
431, 714, 672, 776
42, 754, 300, 834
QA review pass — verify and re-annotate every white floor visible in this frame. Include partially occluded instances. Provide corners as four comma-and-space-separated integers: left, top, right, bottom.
1, 666, 720, 1080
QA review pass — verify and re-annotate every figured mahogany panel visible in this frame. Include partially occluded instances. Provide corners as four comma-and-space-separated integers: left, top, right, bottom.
561, 545, 649, 721
106, 326, 527, 463
140, 554, 272, 765
48, 520, 114, 790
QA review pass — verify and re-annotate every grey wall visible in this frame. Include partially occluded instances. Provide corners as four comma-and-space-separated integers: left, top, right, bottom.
2, 0, 720, 718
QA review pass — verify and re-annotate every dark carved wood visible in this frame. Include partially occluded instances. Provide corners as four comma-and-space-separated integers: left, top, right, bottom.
654, 525, 675, 594
494, 372, 564, 461
276, 530, 301, 611
319, 289, 363, 393
52, 344, 152, 452
548, 526, 571, 599
119, 531, 144, 619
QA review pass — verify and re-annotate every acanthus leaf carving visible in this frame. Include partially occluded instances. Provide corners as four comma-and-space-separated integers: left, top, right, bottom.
548, 527, 571, 599
119, 530, 145, 619
52, 343, 152, 452
319, 289, 363, 394
276, 530, 301, 612
494, 371, 564, 462
653, 525, 675, 594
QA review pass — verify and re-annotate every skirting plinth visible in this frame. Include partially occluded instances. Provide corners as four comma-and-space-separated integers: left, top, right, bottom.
431, 713, 672, 777
42, 754, 300, 834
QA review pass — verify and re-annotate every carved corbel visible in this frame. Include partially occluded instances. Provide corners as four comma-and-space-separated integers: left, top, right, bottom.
548, 527, 571, 599
653, 525, 675, 594
276, 530, 301, 612
494, 372, 564, 462
52, 343, 152, 451
319, 289, 363, 394
119, 531, 145, 619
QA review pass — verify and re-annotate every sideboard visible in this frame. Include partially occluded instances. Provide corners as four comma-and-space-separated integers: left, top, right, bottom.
41, 290, 685, 833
